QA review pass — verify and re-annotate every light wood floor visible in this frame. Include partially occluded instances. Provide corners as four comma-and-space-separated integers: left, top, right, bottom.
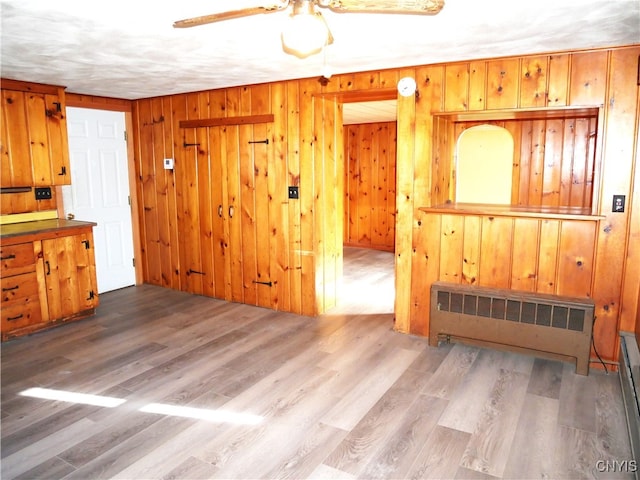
1, 247, 634, 479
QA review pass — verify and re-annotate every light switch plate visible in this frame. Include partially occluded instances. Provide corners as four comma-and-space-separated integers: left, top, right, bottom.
288, 186, 299, 199
612, 194, 625, 213
164, 158, 174, 170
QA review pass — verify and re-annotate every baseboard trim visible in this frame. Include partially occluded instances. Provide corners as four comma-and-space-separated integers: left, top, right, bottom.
619, 332, 640, 479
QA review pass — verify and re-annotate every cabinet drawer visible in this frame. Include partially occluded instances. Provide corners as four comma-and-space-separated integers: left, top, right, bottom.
0, 243, 36, 276
1, 272, 39, 303
1, 296, 42, 332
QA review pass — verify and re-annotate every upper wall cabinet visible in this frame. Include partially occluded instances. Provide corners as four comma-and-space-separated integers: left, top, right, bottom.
0, 80, 71, 188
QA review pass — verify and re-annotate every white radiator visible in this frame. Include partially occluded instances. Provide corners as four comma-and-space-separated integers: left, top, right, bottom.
429, 282, 595, 375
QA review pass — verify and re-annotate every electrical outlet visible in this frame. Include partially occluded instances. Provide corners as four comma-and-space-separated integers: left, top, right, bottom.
612, 195, 626, 213
288, 186, 299, 199
34, 187, 52, 200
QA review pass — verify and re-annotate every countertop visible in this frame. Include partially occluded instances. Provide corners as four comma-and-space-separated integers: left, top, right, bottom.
419, 203, 605, 221
0, 219, 97, 242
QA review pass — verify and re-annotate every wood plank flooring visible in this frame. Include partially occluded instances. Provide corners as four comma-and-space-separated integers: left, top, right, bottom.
1, 247, 634, 479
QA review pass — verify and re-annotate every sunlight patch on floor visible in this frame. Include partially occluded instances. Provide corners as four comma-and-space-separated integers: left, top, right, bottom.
19, 387, 264, 425
140, 403, 264, 425
19, 387, 126, 408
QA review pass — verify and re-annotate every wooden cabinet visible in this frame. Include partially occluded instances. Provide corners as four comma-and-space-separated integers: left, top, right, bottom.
0, 242, 43, 337
0, 221, 98, 341
42, 232, 99, 322
0, 80, 71, 187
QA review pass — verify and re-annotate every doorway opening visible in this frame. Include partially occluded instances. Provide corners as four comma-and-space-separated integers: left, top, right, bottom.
334, 97, 397, 314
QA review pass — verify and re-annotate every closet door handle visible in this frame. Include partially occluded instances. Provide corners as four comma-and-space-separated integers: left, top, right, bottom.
45, 260, 51, 275
229, 206, 235, 218
218, 205, 223, 218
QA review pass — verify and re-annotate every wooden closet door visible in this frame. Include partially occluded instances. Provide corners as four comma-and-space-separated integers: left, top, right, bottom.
178, 125, 204, 295
239, 123, 258, 307
209, 125, 227, 300
209, 124, 251, 304
181, 122, 273, 307
249, 123, 272, 308
222, 122, 272, 308
223, 125, 243, 303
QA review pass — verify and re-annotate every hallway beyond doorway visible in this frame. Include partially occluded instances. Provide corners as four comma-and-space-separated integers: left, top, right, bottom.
329, 246, 395, 315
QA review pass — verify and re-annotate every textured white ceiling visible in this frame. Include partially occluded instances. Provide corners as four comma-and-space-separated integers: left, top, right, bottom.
1, 0, 638, 100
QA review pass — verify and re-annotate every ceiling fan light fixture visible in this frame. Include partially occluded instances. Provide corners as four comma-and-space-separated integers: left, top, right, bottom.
281, 1, 331, 58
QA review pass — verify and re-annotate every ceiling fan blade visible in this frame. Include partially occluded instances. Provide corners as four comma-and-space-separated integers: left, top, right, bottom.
173, 3, 290, 28
319, 0, 444, 15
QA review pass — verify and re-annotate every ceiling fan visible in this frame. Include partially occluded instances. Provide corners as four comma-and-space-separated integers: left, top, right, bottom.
173, 0, 445, 59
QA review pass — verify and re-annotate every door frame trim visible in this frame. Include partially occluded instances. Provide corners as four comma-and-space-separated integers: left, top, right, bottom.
62, 94, 143, 286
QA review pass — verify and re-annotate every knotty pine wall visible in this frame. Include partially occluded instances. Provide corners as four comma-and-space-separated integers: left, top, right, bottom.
130, 45, 640, 363
395, 46, 640, 364
0, 189, 57, 215
344, 121, 396, 251
131, 84, 345, 316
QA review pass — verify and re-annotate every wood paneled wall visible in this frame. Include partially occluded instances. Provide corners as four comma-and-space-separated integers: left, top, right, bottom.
413, 210, 599, 320
135, 88, 285, 311
314, 96, 344, 313
131, 45, 640, 363
344, 121, 396, 251
396, 47, 640, 363
515, 117, 598, 208
0, 189, 57, 215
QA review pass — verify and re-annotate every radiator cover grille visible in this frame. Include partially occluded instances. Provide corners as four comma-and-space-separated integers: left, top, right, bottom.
436, 290, 588, 331
429, 282, 595, 375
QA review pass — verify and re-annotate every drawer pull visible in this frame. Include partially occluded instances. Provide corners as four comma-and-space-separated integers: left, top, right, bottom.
7, 314, 24, 322
1, 254, 16, 261
2, 285, 19, 292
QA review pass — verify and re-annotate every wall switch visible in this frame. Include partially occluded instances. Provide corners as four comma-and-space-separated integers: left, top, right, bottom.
34, 187, 52, 200
288, 186, 299, 199
612, 194, 625, 213
163, 158, 174, 170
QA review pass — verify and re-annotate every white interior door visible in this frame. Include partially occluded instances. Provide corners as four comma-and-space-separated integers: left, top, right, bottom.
64, 107, 135, 293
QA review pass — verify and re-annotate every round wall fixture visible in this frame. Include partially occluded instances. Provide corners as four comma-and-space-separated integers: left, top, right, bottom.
397, 76, 417, 97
